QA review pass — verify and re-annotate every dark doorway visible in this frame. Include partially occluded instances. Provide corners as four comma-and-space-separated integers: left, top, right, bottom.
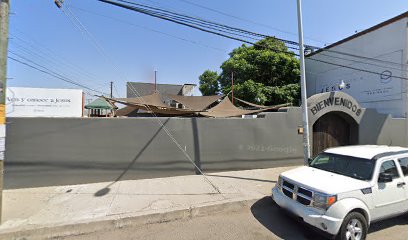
312, 112, 358, 156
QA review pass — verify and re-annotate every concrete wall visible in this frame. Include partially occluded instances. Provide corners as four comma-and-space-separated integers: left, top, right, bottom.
5, 114, 304, 189
5, 106, 408, 189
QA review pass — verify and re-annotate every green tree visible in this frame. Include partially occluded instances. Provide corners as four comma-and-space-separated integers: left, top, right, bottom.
199, 37, 300, 105
198, 70, 219, 96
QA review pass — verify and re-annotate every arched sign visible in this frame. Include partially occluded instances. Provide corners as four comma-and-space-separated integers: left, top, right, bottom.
307, 92, 364, 125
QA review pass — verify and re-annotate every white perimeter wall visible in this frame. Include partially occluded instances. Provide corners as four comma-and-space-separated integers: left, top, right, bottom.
306, 17, 408, 117
6, 87, 84, 118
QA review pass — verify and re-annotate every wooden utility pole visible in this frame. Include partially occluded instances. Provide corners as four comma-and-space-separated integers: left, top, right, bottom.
0, 0, 10, 223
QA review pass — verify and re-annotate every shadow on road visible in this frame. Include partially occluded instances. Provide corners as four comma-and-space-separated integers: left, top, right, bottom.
251, 197, 408, 240
250, 197, 326, 240
208, 174, 277, 183
369, 214, 408, 234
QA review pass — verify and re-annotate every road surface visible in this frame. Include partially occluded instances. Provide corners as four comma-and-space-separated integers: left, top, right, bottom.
62, 197, 408, 240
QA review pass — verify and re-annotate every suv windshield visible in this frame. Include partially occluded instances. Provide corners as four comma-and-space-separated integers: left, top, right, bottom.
310, 153, 375, 180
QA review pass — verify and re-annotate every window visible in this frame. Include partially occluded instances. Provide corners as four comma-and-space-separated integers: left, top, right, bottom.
380, 160, 400, 179
398, 157, 408, 176
310, 153, 375, 180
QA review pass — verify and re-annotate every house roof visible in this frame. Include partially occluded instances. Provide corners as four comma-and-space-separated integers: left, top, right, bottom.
307, 11, 408, 57
85, 97, 117, 110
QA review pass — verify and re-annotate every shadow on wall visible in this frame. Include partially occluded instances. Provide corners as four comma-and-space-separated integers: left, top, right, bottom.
95, 118, 171, 197
358, 109, 390, 145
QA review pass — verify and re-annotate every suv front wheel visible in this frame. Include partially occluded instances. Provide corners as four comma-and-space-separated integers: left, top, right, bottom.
337, 212, 368, 240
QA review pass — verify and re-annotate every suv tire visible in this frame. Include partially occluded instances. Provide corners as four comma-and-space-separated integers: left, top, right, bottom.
337, 212, 368, 240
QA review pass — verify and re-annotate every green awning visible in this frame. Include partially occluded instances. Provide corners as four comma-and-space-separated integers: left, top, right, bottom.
85, 97, 117, 110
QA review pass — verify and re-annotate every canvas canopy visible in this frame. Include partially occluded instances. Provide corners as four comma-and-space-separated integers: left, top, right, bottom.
113, 92, 168, 108
167, 94, 223, 111
200, 97, 270, 118
234, 97, 292, 109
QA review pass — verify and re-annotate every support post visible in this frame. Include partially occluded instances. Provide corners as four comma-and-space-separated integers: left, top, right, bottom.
110, 81, 113, 98
296, 0, 311, 164
0, 0, 10, 223
154, 70, 157, 92
231, 72, 234, 104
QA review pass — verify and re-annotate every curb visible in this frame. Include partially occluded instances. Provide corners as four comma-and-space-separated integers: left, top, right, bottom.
0, 197, 263, 240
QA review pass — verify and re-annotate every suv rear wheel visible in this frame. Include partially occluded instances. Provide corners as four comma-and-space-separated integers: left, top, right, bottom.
337, 212, 367, 240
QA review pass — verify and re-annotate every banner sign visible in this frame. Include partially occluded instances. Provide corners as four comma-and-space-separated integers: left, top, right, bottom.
6, 87, 83, 118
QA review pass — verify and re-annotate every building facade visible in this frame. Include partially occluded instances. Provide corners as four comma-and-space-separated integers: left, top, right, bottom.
306, 12, 408, 118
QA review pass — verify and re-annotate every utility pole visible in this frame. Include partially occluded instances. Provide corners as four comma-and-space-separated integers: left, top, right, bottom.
296, 0, 311, 164
110, 81, 113, 98
0, 0, 10, 223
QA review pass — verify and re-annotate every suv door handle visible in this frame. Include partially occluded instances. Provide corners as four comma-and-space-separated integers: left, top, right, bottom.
397, 182, 406, 188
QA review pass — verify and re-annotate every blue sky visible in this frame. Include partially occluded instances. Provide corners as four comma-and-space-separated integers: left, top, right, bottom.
7, 0, 408, 100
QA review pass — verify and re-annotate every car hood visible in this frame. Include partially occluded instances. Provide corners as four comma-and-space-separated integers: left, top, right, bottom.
280, 166, 371, 195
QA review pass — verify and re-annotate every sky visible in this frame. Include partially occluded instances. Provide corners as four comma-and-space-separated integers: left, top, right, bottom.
6, 0, 408, 101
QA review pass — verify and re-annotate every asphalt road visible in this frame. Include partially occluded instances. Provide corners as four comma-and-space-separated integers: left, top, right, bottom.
63, 197, 408, 240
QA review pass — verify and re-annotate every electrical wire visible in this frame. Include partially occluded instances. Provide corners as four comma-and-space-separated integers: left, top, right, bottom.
8, 55, 109, 96
98, 0, 408, 81
69, 5, 226, 53
173, 0, 329, 45
59, 1, 222, 194
9, 31, 106, 85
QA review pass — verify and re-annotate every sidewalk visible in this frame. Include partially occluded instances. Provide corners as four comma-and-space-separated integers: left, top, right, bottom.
0, 166, 296, 239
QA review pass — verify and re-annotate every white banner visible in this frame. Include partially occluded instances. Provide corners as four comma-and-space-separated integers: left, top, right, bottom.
6, 87, 83, 118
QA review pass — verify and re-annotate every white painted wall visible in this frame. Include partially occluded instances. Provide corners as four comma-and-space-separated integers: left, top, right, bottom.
6, 87, 84, 117
306, 17, 408, 117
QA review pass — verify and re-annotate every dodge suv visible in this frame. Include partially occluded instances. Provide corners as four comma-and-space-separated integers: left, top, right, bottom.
272, 145, 408, 240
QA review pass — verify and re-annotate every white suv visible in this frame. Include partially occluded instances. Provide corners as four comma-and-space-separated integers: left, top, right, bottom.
272, 145, 408, 240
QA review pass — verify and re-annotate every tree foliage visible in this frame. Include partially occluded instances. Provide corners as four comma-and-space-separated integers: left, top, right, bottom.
198, 70, 219, 96
199, 37, 300, 105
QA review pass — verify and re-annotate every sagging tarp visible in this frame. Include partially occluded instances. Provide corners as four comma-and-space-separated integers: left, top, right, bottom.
234, 97, 292, 109
201, 97, 290, 118
167, 94, 223, 111
200, 97, 269, 118
113, 92, 168, 108
106, 92, 199, 116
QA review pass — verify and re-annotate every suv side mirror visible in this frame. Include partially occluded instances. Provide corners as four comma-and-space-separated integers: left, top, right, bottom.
378, 172, 393, 183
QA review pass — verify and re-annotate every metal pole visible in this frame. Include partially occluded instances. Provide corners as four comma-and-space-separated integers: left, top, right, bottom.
0, 0, 10, 223
110, 81, 113, 98
154, 70, 157, 92
296, 0, 311, 164
231, 72, 234, 104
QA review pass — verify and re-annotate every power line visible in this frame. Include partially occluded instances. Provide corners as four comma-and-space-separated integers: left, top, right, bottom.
9, 39, 108, 89
98, 0, 408, 81
174, 0, 329, 45
8, 55, 108, 95
69, 5, 226, 52
99, 0, 408, 72
9, 31, 106, 84
115, 0, 269, 40
57, 1, 222, 193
